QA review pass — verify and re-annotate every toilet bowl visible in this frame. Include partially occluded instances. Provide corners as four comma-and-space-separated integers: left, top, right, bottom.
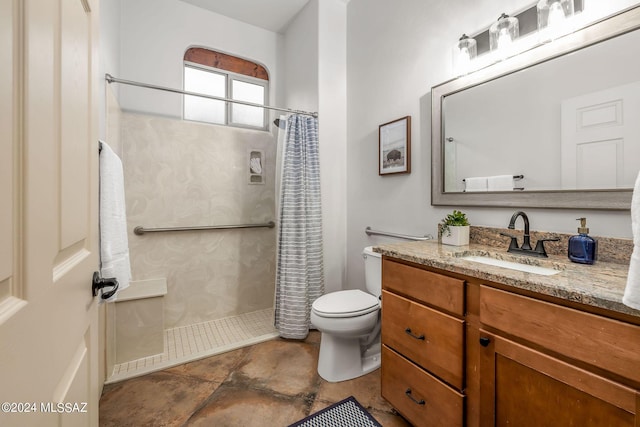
311, 246, 382, 382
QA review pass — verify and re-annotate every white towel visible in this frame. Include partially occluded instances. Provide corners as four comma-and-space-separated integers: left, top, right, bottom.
464, 176, 487, 192
250, 157, 262, 174
99, 141, 131, 301
487, 175, 514, 191
623, 171, 640, 310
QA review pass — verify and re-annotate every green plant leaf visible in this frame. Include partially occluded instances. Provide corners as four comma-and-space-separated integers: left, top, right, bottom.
440, 210, 469, 237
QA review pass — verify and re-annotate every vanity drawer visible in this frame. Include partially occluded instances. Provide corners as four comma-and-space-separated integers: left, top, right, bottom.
382, 290, 465, 389
382, 345, 464, 427
382, 258, 465, 315
480, 286, 640, 383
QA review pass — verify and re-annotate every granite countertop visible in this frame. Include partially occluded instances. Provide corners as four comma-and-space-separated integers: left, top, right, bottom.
374, 240, 640, 319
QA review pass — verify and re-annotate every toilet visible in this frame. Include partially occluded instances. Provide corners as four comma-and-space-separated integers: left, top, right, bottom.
311, 246, 382, 382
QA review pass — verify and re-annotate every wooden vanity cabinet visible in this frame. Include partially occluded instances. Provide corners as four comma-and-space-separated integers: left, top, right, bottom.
477, 286, 640, 427
478, 332, 638, 426
380, 255, 640, 427
381, 258, 466, 427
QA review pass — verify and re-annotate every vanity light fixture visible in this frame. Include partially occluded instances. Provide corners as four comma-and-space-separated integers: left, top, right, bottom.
453, 34, 477, 76
537, 0, 575, 41
489, 13, 519, 58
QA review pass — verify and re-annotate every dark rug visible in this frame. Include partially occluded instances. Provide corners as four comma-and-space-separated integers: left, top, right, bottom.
289, 396, 382, 427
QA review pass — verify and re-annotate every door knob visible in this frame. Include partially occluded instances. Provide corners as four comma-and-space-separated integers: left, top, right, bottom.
92, 271, 119, 300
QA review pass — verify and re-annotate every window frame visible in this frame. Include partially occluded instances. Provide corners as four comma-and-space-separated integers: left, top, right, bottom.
183, 64, 228, 126
183, 61, 269, 131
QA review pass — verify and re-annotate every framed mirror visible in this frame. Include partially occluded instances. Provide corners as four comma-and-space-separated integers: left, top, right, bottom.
431, 6, 640, 210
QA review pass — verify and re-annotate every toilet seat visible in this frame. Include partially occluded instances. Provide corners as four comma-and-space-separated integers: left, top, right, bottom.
312, 290, 379, 318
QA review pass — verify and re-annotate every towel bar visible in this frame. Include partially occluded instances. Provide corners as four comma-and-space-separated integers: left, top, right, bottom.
462, 175, 525, 191
462, 174, 523, 182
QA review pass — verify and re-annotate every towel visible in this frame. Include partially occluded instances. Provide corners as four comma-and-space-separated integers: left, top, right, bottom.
487, 175, 514, 191
250, 157, 262, 174
623, 171, 640, 310
464, 176, 487, 192
99, 141, 131, 301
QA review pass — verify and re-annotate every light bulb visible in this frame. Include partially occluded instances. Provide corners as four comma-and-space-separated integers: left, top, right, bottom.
548, 1, 565, 27
498, 28, 513, 50
460, 45, 470, 60
453, 34, 476, 76
458, 47, 470, 70
489, 13, 519, 59
537, 0, 575, 42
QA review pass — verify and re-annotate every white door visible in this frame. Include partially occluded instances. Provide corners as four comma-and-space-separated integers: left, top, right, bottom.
561, 81, 640, 189
0, 0, 100, 426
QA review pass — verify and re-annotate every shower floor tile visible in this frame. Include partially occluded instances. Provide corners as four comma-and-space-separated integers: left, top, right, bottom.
107, 308, 279, 383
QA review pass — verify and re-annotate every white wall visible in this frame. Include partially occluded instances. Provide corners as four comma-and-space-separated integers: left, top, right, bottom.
118, 0, 283, 119
346, 0, 639, 290
283, 0, 348, 293
99, 0, 121, 140
283, 1, 319, 113
318, 1, 348, 293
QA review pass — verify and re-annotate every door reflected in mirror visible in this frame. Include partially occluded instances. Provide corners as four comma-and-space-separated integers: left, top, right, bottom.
442, 28, 640, 194
431, 6, 640, 209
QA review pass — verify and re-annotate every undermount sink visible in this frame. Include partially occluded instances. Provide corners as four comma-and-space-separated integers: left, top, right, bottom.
462, 255, 561, 276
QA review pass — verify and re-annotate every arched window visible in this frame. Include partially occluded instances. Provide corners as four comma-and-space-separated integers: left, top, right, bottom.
183, 47, 269, 130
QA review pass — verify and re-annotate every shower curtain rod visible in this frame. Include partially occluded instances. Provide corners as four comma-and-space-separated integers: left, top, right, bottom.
105, 74, 318, 118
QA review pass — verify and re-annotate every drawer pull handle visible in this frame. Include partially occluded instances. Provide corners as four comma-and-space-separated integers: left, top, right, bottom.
479, 337, 491, 347
405, 328, 425, 340
405, 388, 425, 406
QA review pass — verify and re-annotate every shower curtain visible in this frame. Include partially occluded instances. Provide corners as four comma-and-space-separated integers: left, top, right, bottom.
274, 114, 324, 339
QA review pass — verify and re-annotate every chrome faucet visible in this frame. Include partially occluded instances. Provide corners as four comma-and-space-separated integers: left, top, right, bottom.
500, 211, 559, 258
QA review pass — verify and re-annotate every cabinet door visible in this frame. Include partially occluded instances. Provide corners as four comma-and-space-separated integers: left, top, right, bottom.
478, 331, 638, 427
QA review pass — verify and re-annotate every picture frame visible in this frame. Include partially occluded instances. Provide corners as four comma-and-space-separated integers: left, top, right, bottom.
379, 116, 411, 175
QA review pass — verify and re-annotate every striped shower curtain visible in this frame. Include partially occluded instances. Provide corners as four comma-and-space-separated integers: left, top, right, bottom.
274, 114, 324, 339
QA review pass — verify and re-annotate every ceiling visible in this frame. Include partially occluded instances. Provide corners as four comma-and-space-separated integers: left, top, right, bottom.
180, 0, 312, 33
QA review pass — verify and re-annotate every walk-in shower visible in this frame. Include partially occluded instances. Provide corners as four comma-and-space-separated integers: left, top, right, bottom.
104, 75, 316, 382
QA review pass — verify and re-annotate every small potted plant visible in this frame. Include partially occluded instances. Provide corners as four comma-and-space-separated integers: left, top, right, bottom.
439, 210, 470, 246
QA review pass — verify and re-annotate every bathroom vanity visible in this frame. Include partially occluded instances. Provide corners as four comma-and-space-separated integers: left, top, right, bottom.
376, 238, 640, 427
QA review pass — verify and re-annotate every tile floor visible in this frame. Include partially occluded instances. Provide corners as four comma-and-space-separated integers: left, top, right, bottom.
108, 309, 279, 383
99, 331, 411, 426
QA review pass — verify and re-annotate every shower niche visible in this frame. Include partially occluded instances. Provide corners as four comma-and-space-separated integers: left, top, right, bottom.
249, 149, 265, 185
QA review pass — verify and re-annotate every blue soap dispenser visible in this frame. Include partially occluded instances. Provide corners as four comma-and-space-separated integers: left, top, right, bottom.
568, 217, 597, 265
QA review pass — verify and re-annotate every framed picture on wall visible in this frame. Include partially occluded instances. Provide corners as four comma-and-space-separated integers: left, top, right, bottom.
379, 116, 411, 175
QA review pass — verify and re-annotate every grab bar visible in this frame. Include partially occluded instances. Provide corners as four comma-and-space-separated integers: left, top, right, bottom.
365, 226, 433, 241
134, 221, 275, 236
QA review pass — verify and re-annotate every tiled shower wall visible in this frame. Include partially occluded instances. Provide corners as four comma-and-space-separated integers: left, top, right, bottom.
121, 112, 277, 329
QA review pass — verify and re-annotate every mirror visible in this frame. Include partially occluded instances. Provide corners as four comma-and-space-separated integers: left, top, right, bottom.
432, 6, 640, 210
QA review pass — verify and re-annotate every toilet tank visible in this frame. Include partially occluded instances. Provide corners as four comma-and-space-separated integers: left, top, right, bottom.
363, 246, 382, 297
